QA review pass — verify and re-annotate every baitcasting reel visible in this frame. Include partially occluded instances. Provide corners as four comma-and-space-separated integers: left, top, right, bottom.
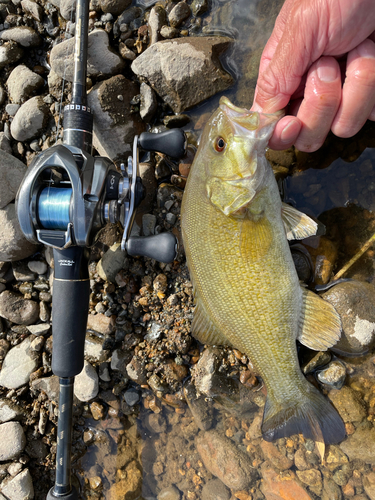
17, 122, 186, 263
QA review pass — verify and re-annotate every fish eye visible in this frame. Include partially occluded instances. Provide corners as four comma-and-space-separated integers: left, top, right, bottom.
214, 137, 226, 152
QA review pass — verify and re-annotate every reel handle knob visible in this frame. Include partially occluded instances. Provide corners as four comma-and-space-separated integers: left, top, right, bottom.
126, 232, 178, 263
138, 129, 186, 159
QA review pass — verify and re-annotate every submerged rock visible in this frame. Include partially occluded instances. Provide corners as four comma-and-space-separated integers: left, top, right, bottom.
131, 36, 234, 113
340, 425, 375, 464
316, 360, 346, 389
195, 429, 257, 490
328, 386, 366, 423
322, 280, 375, 355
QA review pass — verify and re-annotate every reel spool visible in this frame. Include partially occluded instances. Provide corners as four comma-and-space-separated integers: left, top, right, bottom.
17, 128, 186, 262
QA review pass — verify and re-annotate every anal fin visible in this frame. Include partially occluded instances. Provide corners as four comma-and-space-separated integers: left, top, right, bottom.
282, 203, 318, 240
298, 287, 341, 351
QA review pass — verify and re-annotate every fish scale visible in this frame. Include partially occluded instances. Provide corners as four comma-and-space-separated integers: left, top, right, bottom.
181, 96, 346, 444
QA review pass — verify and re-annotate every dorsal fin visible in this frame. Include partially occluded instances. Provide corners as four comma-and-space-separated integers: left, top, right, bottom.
282, 203, 318, 240
298, 287, 341, 350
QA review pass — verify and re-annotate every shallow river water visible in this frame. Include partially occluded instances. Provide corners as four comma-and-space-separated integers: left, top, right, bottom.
74, 0, 375, 499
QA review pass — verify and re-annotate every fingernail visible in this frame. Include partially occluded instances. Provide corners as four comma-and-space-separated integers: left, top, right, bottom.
280, 119, 300, 144
317, 63, 339, 82
357, 40, 375, 58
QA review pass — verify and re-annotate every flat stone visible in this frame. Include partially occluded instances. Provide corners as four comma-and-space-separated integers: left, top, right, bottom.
87, 313, 115, 335
0, 204, 39, 261
100, 0, 131, 15
0, 291, 39, 325
0, 399, 23, 423
0, 150, 27, 209
50, 28, 124, 81
31, 375, 59, 403
87, 74, 145, 164
1, 468, 34, 500
27, 260, 48, 275
201, 478, 230, 500
340, 425, 375, 464
328, 386, 366, 423
131, 37, 234, 113
323, 281, 375, 355
0, 422, 26, 460
74, 361, 99, 402
195, 429, 257, 490
97, 242, 128, 283
261, 464, 313, 500
26, 324, 51, 336
0, 336, 39, 389
157, 486, 181, 500
10, 96, 50, 142
0, 26, 41, 47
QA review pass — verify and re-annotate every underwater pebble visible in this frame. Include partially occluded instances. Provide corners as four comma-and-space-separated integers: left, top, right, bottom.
316, 359, 346, 389
260, 463, 312, 500
123, 388, 141, 406
157, 485, 181, 500
328, 386, 366, 423
201, 478, 230, 500
260, 440, 293, 471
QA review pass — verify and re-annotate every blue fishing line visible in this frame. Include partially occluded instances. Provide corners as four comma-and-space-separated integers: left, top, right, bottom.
38, 187, 72, 230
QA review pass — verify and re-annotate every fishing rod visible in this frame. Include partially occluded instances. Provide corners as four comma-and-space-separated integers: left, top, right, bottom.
15, 0, 186, 496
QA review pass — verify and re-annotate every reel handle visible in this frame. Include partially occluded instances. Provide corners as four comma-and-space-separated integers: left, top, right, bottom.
138, 129, 186, 159
51, 247, 90, 378
126, 232, 177, 263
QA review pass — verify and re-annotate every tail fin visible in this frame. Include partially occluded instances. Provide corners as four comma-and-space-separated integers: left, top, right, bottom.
261, 383, 346, 445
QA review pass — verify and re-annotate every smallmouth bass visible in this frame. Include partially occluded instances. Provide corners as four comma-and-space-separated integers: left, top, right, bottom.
181, 97, 345, 444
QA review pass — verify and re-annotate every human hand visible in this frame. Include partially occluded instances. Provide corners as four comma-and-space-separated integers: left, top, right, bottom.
252, 0, 375, 152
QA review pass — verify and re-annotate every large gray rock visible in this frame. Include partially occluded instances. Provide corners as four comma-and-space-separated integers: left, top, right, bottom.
323, 281, 375, 355
0, 150, 27, 208
6, 65, 44, 104
74, 361, 99, 402
0, 422, 26, 460
10, 96, 51, 142
0, 204, 39, 261
87, 74, 145, 163
131, 36, 234, 113
0, 42, 23, 69
0, 336, 39, 389
1, 468, 34, 500
50, 29, 124, 81
0, 291, 39, 325
0, 26, 41, 47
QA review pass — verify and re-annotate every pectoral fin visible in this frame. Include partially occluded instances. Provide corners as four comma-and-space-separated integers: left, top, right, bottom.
298, 287, 341, 350
207, 177, 255, 216
282, 203, 318, 240
192, 296, 232, 347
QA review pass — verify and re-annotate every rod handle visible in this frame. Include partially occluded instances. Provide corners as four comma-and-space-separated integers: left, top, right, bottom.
126, 233, 177, 263
138, 129, 186, 159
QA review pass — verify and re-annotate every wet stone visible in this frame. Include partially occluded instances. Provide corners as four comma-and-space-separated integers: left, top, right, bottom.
261, 464, 312, 500
317, 360, 346, 389
124, 388, 141, 406
144, 413, 167, 434
302, 350, 331, 374
184, 381, 214, 431
328, 386, 366, 423
363, 471, 375, 500
196, 429, 257, 490
168, 1, 191, 28
90, 401, 105, 420
201, 478, 230, 500
126, 356, 148, 385
340, 425, 375, 464
191, 0, 208, 16
260, 439, 293, 471
294, 448, 310, 471
157, 485, 181, 500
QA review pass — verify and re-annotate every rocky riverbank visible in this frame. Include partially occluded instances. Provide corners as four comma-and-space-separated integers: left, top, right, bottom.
1, 0, 375, 499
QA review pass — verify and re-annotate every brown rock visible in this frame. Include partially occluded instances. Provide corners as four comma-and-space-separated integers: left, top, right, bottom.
0, 291, 39, 325
294, 448, 309, 471
340, 425, 375, 464
260, 440, 293, 471
328, 386, 366, 423
87, 313, 115, 335
260, 463, 313, 500
296, 469, 322, 489
195, 429, 257, 490
108, 460, 141, 500
302, 236, 337, 285
363, 471, 375, 500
